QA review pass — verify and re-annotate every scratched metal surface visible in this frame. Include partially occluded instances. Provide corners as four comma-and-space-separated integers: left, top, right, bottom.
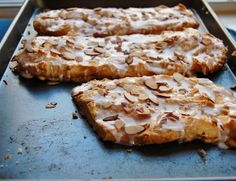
0, 0, 236, 179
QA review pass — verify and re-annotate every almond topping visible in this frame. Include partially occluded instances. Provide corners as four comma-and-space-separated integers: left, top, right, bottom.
202, 37, 212, 46
138, 93, 148, 101
84, 49, 100, 56
66, 38, 75, 45
75, 56, 83, 62
153, 91, 171, 98
62, 52, 75, 60
114, 119, 125, 130
149, 94, 159, 105
94, 47, 105, 54
136, 106, 150, 116
103, 101, 112, 109
158, 84, 173, 93
50, 49, 61, 56
173, 72, 184, 84
75, 44, 84, 50
105, 82, 116, 90
9, 61, 18, 70
126, 56, 133, 65
98, 41, 106, 47
124, 92, 136, 103
125, 125, 145, 135
144, 78, 157, 90
98, 89, 108, 96
103, 115, 119, 122
121, 102, 134, 113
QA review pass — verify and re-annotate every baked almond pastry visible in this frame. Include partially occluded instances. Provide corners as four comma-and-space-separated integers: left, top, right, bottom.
72, 75, 236, 148
33, 4, 199, 37
12, 28, 227, 82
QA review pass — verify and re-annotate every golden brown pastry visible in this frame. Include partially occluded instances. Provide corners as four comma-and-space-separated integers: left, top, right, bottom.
12, 28, 227, 82
33, 4, 199, 37
72, 74, 236, 148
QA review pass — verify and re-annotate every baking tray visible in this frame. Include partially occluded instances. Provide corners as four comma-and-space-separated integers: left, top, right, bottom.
0, 0, 236, 180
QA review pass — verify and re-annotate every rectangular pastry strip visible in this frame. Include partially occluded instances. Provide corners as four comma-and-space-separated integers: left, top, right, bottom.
12, 28, 227, 82
72, 74, 236, 148
33, 4, 199, 37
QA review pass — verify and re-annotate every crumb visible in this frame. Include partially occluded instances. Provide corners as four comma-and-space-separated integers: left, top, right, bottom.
231, 84, 236, 90
127, 148, 133, 153
45, 102, 57, 109
47, 81, 60, 86
17, 148, 23, 155
3, 80, 7, 85
197, 148, 207, 159
16, 161, 20, 165
72, 111, 78, 119
4, 154, 11, 161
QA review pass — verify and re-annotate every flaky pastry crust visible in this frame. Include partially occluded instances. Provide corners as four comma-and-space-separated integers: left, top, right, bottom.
12, 28, 227, 82
33, 4, 199, 37
72, 75, 236, 148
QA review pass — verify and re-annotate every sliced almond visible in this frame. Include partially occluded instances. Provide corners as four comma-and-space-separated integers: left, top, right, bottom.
149, 94, 159, 105
153, 91, 171, 98
123, 84, 133, 93
98, 41, 106, 47
105, 82, 116, 90
50, 49, 61, 56
121, 102, 134, 113
103, 114, 119, 122
75, 56, 83, 62
94, 47, 105, 54
97, 89, 108, 96
84, 49, 100, 56
62, 52, 75, 60
102, 101, 112, 109
124, 92, 136, 103
114, 119, 125, 130
126, 56, 133, 65
202, 37, 212, 46
144, 78, 157, 90
125, 125, 145, 135
75, 44, 84, 50
66, 38, 75, 45
138, 93, 149, 101
136, 106, 151, 116
158, 84, 173, 93
9, 61, 18, 70
48, 39, 58, 45
173, 72, 184, 83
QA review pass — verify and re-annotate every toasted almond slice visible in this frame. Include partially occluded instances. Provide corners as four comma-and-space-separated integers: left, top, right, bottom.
50, 49, 61, 56
202, 37, 212, 46
94, 47, 105, 54
153, 91, 171, 98
66, 38, 75, 45
105, 82, 116, 90
75, 56, 83, 62
75, 44, 84, 50
48, 39, 58, 45
126, 56, 133, 65
114, 119, 125, 130
173, 72, 184, 85
138, 93, 148, 101
149, 94, 159, 105
158, 85, 173, 93
123, 84, 132, 93
98, 41, 106, 47
103, 101, 112, 109
103, 114, 119, 122
62, 52, 76, 60
136, 106, 150, 116
9, 61, 19, 70
97, 89, 108, 96
124, 92, 136, 103
144, 78, 158, 90
125, 125, 145, 135
84, 49, 100, 56
121, 102, 134, 113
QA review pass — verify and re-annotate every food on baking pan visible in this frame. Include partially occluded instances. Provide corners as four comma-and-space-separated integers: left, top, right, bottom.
12, 28, 227, 82
33, 4, 199, 37
72, 75, 236, 148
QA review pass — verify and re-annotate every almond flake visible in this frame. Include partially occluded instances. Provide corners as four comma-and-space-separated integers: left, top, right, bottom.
114, 119, 125, 130
144, 78, 157, 90
48, 39, 58, 45
9, 61, 18, 70
66, 38, 75, 45
153, 91, 171, 98
105, 82, 116, 90
103, 101, 112, 109
62, 52, 75, 60
75, 56, 83, 62
125, 125, 145, 134
121, 102, 134, 113
50, 49, 61, 56
158, 84, 173, 93
202, 37, 212, 46
98, 41, 106, 47
138, 93, 148, 101
126, 56, 133, 65
123, 84, 133, 93
173, 72, 184, 84
84, 49, 100, 56
124, 92, 136, 103
75, 44, 84, 50
149, 94, 159, 105
94, 47, 105, 54
97, 89, 108, 96
103, 114, 119, 122
136, 106, 150, 116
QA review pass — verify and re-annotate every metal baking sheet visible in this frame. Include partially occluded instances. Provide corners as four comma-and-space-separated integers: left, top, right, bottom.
0, 0, 236, 179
